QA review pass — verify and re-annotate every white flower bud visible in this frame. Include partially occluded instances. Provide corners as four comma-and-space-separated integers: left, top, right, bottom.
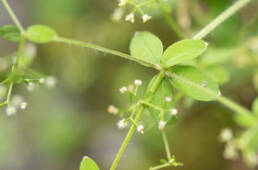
137, 124, 144, 134
170, 108, 178, 116
202, 80, 207, 87
220, 128, 233, 142
27, 82, 35, 91
223, 144, 238, 160
142, 14, 152, 23
125, 13, 135, 23
134, 80, 142, 86
118, 0, 127, 7
45, 76, 57, 88
39, 78, 45, 84
117, 118, 128, 129
158, 121, 166, 130
119, 86, 127, 94
107, 105, 119, 114
165, 96, 172, 103
20, 102, 27, 110
6, 106, 17, 116
111, 8, 123, 21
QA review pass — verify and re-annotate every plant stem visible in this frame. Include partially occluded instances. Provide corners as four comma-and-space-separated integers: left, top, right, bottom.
110, 106, 144, 170
193, 0, 252, 40
161, 130, 171, 160
156, 0, 184, 39
1, 0, 25, 34
149, 162, 171, 170
56, 37, 157, 69
167, 72, 256, 124
110, 73, 165, 170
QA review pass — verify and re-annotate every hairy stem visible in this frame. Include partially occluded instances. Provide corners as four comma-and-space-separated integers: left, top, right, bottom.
56, 37, 157, 69
161, 130, 171, 160
193, 0, 252, 40
110, 73, 165, 170
1, 0, 25, 34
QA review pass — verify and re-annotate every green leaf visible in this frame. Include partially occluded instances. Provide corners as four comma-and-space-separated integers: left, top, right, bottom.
239, 125, 258, 152
252, 98, 258, 115
145, 74, 176, 124
207, 66, 229, 84
200, 48, 234, 65
168, 66, 220, 101
161, 39, 207, 68
26, 25, 58, 43
130, 32, 163, 67
0, 25, 21, 42
79, 156, 99, 170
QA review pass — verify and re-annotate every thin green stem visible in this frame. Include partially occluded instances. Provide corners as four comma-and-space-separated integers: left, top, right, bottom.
6, 81, 13, 105
167, 72, 255, 124
110, 106, 145, 170
1, 0, 25, 34
193, 0, 252, 40
161, 130, 171, 160
149, 162, 171, 170
56, 37, 158, 69
156, 0, 184, 39
110, 73, 165, 170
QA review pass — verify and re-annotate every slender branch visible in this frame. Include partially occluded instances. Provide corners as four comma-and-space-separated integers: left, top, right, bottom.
193, 0, 252, 40
110, 73, 165, 170
110, 106, 145, 170
56, 37, 158, 69
149, 162, 171, 170
1, 0, 25, 34
161, 130, 171, 160
156, 0, 184, 39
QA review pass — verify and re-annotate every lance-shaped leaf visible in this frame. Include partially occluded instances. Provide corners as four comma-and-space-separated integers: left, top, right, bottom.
168, 66, 219, 101
79, 156, 99, 170
145, 74, 176, 124
130, 32, 163, 67
161, 39, 207, 68
26, 25, 58, 43
0, 25, 21, 42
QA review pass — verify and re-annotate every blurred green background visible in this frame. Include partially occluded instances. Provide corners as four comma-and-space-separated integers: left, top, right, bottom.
0, 0, 257, 170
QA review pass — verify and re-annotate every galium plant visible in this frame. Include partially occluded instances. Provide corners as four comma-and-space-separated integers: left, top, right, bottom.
0, 0, 257, 169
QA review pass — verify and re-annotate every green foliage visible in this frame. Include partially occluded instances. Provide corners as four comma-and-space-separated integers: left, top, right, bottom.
252, 98, 258, 116
26, 25, 58, 43
130, 32, 163, 67
79, 156, 99, 170
162, 39, 207, 68
145, 74, 176, 124
0, 25, 21, 42
168, 66, 219, 101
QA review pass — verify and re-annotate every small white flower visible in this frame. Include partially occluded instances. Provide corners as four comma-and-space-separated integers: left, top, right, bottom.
39, 78, 45, 84
158, 121, 166, 130
125, 13, 135, 23
165, 96, 172, 103
120, 86, 127, 94
111, 8, 123, 21
128, 84, 134, 92
117, 118, 128, 129
223, 144, 238, 160
218, 91, 222, 96
45, 76, 57, 88
107, 105, 119, 114
20, 102, 27, 110
27, 82, 35, 91
134, 80, 142, 86
220, 128, 233, 142
118, 0, 127, 7
170, 108, 178, 116
137, 124, 144, 134
142, 14, 152, 23
11, 95, 24, 106
6, 106, 17, 116
205, 42, 209, 47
